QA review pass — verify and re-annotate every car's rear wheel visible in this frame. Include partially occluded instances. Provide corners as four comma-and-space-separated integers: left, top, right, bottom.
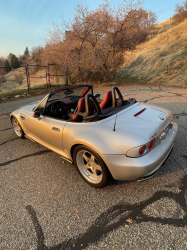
73, 145, 108, 188
12, 117, 24, 138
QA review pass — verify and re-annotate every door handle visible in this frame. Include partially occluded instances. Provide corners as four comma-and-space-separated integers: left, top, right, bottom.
52, 127, 60, 132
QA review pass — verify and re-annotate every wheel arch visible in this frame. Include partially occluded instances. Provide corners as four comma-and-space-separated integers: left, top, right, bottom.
70, 143, 113, 177
10, 114, 16, 123
70, 143, 82, 160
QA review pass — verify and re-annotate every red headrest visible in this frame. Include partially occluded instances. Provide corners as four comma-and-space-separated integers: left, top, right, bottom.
99, 91, 112, 110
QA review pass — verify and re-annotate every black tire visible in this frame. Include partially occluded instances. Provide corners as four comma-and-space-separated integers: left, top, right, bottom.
73, 145, 108, 188
11, 117, 24, 139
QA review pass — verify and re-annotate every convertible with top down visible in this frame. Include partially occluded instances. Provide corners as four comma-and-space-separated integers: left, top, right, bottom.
10, 85, 178, 187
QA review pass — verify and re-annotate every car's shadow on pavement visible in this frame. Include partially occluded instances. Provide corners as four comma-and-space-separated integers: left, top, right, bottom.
26, 173, 187, 250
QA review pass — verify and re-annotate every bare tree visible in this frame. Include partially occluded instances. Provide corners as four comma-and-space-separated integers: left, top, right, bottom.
31, 46, 44, 64
43, 0, 157, 83
173, 0, 187, 23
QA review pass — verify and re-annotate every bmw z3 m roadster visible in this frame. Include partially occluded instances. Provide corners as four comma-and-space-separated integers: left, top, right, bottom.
10, 85, 178, 187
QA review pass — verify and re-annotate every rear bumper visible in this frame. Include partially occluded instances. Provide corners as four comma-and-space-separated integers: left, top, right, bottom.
102, 122, 178, 180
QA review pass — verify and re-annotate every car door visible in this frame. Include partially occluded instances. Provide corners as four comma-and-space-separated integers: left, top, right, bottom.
27, 115, 66, 151
24, 95, 67, 156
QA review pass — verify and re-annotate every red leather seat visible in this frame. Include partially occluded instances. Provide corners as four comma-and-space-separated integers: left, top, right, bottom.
72, 97, 85, 121
99, 91, 112, 110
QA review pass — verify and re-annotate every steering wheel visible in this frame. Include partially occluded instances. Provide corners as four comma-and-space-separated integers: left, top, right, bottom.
112, 87, 123, 107
51, 101, 68, 118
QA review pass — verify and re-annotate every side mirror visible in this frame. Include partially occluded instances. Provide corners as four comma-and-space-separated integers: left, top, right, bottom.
94, 93, 100, 99
33, 111, 41, 118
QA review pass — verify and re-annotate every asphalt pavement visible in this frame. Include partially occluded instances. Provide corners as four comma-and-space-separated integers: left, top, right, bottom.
0, 86, 187, 250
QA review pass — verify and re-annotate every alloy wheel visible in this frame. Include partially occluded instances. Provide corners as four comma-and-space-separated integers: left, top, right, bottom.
76, 150, 103, 184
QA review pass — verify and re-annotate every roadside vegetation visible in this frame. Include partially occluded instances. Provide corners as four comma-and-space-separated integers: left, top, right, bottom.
118, 17, 187, 87
0, 84, 64, 104
1, 0, 187, 99
173, 0, 187, 23
42, 0, 156, 83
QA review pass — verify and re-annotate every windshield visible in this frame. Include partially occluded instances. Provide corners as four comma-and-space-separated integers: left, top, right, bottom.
48, 86, 92, 102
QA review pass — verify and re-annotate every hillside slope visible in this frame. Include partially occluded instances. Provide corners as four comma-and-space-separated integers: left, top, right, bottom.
0, 67, 25, 93
118, 19, 187, 87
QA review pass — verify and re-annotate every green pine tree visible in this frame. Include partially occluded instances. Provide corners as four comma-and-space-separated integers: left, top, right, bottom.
11, 54, 20, 69
24, 46, 30, 56
3, 59, 11, 73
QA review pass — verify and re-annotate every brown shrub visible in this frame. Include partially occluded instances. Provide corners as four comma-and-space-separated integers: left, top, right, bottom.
13, 72, 24, 85
173, 0, 187, 23
173, 59, 186, 69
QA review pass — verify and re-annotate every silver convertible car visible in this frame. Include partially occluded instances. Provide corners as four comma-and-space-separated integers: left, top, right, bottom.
11, 85, 178, 187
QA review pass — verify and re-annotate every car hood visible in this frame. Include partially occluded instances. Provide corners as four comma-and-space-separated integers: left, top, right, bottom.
21, 101, 40, 112
101, 102, 173, 142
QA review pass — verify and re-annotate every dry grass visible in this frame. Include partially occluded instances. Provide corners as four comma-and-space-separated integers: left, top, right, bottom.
0, 66, 66, 94
0, 67, 25, 93
118, 18, 187, 87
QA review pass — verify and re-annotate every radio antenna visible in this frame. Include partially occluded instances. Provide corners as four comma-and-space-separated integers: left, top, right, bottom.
113, 113, 117, 131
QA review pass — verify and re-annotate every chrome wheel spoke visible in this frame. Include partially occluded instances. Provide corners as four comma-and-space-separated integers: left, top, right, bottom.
82, 152, 90, 163
94, 163, 102, 172
92, 168, 98, 177
90, 155, 95, 161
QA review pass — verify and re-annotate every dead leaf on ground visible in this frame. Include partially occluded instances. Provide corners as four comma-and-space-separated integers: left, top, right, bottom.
154, 209, 158, 214
126, 218, 133, 223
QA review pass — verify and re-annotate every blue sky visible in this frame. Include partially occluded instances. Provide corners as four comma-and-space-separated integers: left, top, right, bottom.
0, 0, 184, 58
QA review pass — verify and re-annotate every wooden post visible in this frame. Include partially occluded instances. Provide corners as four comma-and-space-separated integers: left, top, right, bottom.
45, 65, 48, 88
55, 66, 57, 84
65, 66, 68, 86
26, 64, 30, 92
48, 63, 50, 87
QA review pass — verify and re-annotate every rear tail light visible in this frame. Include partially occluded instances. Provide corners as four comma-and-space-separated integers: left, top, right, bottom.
127, 139, 155, 158
139, 146, 146, 155
148, 140, 154, 150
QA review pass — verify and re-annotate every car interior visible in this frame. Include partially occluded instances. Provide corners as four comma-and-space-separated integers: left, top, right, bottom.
34, 85, 136, 122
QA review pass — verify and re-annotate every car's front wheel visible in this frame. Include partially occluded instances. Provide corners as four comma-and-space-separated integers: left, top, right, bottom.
73, 145, 108, 188
12, 117, 24, 138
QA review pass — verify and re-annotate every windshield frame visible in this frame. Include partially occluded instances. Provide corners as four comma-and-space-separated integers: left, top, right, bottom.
33, 84, 93, 114
49, 84, 93, 101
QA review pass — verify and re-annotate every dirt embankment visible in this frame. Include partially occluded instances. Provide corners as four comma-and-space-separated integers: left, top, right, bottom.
118, 19, 187, 87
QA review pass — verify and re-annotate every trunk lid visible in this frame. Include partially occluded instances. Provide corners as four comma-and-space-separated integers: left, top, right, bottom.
102, 103, 173, 142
